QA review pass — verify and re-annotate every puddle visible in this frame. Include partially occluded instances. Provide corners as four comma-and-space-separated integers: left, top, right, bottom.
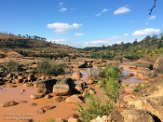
121, 63, 143, 84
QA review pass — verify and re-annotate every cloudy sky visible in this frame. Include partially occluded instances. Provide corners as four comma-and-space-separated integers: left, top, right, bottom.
0, 0, 163, 47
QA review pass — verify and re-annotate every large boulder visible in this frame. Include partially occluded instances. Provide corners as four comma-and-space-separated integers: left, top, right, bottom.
71, 71, 82, 80
121, 109, 154, 122
153, 57, 163, 73
34, 79, 57, 94
53, 84, 70, 96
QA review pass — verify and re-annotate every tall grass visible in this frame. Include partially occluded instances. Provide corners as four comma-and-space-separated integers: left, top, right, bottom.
37, 60, 66, 75
77, 93, 113, 122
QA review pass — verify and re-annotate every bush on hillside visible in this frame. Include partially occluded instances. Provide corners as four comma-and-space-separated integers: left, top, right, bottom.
37, 60, 65, 75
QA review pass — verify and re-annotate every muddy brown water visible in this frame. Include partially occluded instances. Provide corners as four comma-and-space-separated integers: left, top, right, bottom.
0, 64, 144, 122
121, 62, 144, 84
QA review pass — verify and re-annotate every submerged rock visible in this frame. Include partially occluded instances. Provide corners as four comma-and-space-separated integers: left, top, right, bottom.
1, 100, 18, 107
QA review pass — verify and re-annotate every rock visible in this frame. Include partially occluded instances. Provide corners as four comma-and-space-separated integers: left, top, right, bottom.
41, 105, 56, 111
68, 117, 80, 122
1, 100, 18, 107
90, 115, 109, 122
19, 100, 28, 104
78, 61, 88, 68
65, 95, 83, 104
17, 75, 24, 82
109, 110, 124, 122
153, 57, 163, 73
21, 89, 25, 93
27, 74, 36, 81
30, 94, 44, 99
78, 61, 93, 68
37, 109, 45, 114
31, 102, 37, 106
75, 84, 83, 93
53, 84, 70, 96
55, 118, 66, 122
87, 77, 94, 85
21, 119, 33, 122
148, 70, 157, 78
24, 82, 33, 87
53, 96, 65, 102
71, 71, 82, 80
121, 109, 154, 122
40, 76, 46, 80
34, 79, 57, 94
44, 94, 52, 99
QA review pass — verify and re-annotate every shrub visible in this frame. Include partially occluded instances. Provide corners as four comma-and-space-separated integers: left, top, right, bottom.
97, 66, 121, 102
105, 66, 121, 80
37, 60, 65, 75
124, 53, 142, 60
4, 60, 19, 73
78, 94, 113, 122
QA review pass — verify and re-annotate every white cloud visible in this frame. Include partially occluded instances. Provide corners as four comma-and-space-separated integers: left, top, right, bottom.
133, 28, 161, 36
75, 33, 84, 37
148, 15, 156, 20
85, 36, 122, 47
47, 22, 82, 34
60, 7, 67, 12
96, 8, 109, 17
114, 6, 131, 15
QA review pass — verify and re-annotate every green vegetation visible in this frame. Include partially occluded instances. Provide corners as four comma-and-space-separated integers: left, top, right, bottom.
37, 60, 66, 75
124, 53, 142, 60
84, 34, 163, 60
78, 94, 113, 122
78, 66, 121, 122
98, 66, 121, 102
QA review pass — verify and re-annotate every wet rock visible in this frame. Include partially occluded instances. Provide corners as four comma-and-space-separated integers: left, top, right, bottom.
31, 102, 37, 106
153, 57, 163, 73
41, 105, 56, 111
37, 109, 45, 114
21, 119, 33, 122
44, 94, 52, 99
53, 96, 66, 102
53, 84, 70, 96
68, 117, 80, 122
30, 94, 44, 99
1, 100, 18, 107
34, 79, 57, 94
121, 109, 154, 122
19, 100, 28, 104
65, 95, 83, 104
71, 71, 82, 80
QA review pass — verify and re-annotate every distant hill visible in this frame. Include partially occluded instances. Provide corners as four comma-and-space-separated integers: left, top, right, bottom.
0, 33, 79, 58
83, 35, 163, 60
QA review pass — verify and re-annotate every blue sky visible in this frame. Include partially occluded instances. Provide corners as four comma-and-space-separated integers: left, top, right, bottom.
0, 0, 163, 47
